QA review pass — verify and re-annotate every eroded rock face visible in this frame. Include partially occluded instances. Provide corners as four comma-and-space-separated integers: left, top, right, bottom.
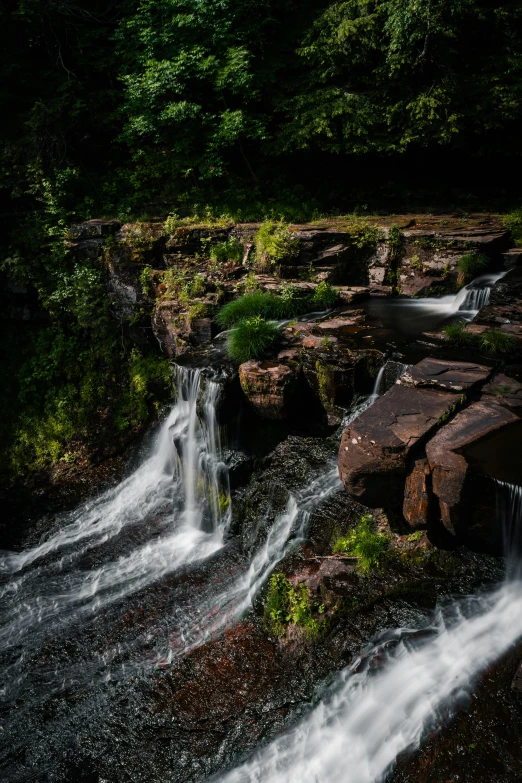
239, 360, 299, 420
339, 384, 461, 508
425, 400, 520, 536
403, 457, 431, 529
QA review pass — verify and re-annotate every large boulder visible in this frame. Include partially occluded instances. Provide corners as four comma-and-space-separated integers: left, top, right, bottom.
425, 400, 520, 537
339, 383, 461, 508
239, 360, 299, 420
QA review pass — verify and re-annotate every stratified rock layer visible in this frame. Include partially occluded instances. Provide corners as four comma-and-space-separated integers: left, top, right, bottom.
339, 384, 461, 508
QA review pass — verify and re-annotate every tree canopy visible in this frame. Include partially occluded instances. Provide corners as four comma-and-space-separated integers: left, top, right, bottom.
1, 0, 522, 216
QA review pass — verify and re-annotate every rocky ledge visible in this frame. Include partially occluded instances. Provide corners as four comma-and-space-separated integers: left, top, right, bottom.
339, 357, 521, 551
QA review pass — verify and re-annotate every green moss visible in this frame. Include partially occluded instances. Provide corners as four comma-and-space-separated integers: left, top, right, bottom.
227, 316, 280, 362
139, 264, 153, 295
186, 302, 210, 323
315, 360, 335, 411
333, 513, 389, 572
407, 530, 424, 542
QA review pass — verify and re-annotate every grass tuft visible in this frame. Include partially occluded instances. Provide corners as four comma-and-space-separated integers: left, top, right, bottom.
480, 328, 516, 354
226, 316, 280, 362
443, 320, 477, 347
457, 252, 489, 284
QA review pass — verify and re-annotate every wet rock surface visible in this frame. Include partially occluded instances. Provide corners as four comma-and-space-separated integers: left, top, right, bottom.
2, 213, 521, 783
339, 383, 461, 508
389, 645, 522, 783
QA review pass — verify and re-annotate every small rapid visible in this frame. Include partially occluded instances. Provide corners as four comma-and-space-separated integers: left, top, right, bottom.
213, 481, 522, 783
0, 366, 231, 655
365, 270, 507, 335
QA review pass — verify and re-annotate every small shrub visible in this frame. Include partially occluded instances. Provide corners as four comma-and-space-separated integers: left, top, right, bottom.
480, 328, 516, 354
407, 531, 424, 542
502, 209, 522, 246
255, 220, 299, 270
210, 238, 243, 263
161, 268, 185, 298
443, 320, 477, 347
265, 573, 323, 639
227, 316, 280, 362
164, 213, 181, 235
333, 513, 389, 572
457, 252, 489, 284
139, 264, 153, 295
312, 281, 338, 309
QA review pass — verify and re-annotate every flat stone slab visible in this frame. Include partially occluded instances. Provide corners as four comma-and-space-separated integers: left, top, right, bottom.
426, 399, 520, 534
398, 358, 491, 392
339, 384, 460, 508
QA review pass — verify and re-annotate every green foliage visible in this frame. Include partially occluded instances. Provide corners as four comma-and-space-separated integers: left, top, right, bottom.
265, 573, 323, 639
186, 302, 210, 323
210, 238, 244, 263
139, 265, 154, 295
503, 209, 522, 246
480, 328, 516, 354
254, 220, 299, 270
457, 252, 489, 283
164, 213, 181, 235
217, 291, 284, 327
333, 513, 389, 572
407, 531, 424, 542
226, 316, 280, 362
312, 281, 338, 309
115, 350, 172, 431
443, 320, 478, 346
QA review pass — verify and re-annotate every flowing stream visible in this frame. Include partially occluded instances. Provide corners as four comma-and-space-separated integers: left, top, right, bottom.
213, 480, 522, 783
365, 271, 507, 335
1, 353, 520, 782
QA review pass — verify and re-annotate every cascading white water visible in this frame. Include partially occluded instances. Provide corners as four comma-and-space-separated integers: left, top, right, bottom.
365, 270, 507, 335
211, 457, 522, 783
213, 582, 522, 783
497, 480, 522, 578
0, 365, 231, 654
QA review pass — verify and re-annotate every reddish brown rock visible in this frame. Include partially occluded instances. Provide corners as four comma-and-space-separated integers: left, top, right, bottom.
482, 372, 522, 411
339, 384, 460, 508
239, 360, 298, 420
425, 400, 520, 535
403, 457, 431, 529
398, 357, 491, 393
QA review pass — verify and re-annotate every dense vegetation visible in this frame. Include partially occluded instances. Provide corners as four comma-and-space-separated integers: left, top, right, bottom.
2, 0, 522, 221
1, 0, 522, 481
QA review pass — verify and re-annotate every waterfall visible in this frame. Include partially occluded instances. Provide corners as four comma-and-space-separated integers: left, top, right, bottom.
212, 475, 522, 783
0, 365, 231, 654
365, 270, 507, 335
497, 480, 522, 579
213, 582, 522, 783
